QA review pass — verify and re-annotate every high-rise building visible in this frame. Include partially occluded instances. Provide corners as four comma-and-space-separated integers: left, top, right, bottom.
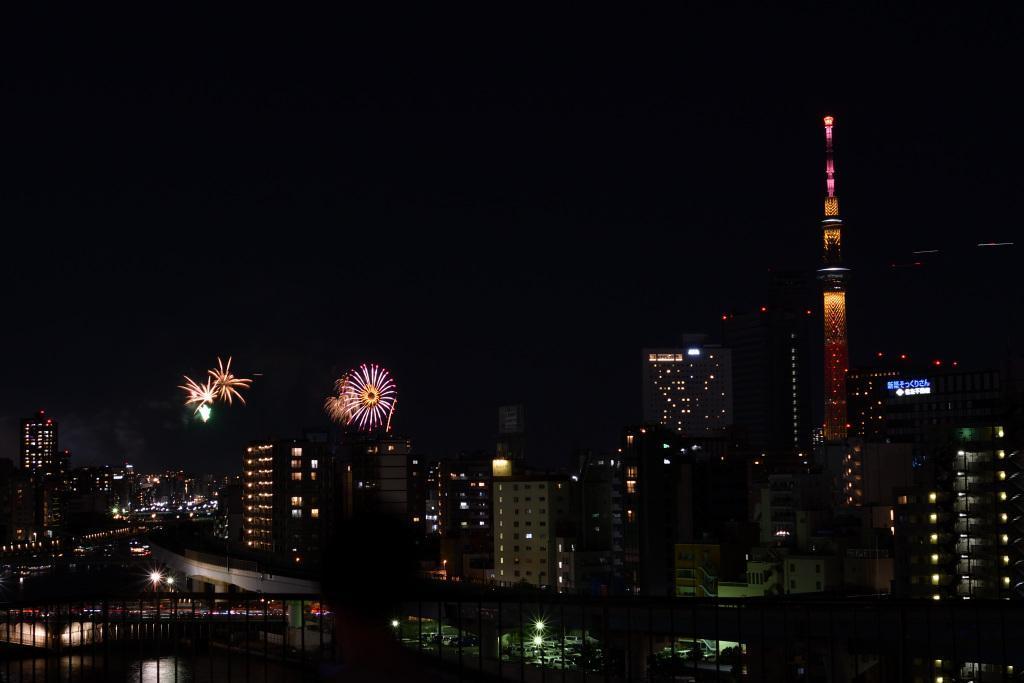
847, 360, 1005, 453
817, 116, 850, 442
642, 337, 732, 436
617, 425, 749, 596
422, 459, 442, 535
0, 460, 35, 542
438, 454, 493, 580
570, 451, 621, 595
723, 271, 814, 454
20, 410, 59, 473
893, 425, 1020, 599
492, 474, 573, 589
833, 440, 914, 508
339, 432, 412, 520
242, 437, 328, 565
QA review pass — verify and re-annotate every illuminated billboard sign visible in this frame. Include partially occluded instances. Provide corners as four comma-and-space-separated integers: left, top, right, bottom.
887, 379, 931, 396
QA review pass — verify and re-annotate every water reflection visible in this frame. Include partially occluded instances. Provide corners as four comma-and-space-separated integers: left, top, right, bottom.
0, 654, 303, 681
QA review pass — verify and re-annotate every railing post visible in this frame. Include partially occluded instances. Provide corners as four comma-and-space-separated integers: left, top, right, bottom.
104, 599, 110, 682
897, 601, 906, 682
519, 597, 524, 683
497, 598, 503, 680
245, 596, 251, 683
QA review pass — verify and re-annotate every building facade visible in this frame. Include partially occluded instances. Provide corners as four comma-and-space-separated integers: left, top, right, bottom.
847, 362, 1005, 453
339, 433, 412, 520
723, 271, 813, 455
642, 339, 732, 437
893, 425, 1021, 599
618, 425, 749, 596
21, 410, 59, 473
242, 437, 328, 565
439, 455, 494, 580
493, 474, 572, 589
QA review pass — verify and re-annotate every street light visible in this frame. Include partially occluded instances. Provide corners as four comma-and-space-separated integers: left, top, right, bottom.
149, 571, 163, 586
390, 619, 400, 628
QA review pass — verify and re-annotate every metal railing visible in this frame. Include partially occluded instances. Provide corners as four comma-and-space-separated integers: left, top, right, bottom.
0, 592, 332, 682
2, 588, 1024, 681
390, 587, 1024, 682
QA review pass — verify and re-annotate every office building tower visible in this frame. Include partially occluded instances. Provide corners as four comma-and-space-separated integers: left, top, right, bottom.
642, 337, 732, 436
568, 452, 621, 595
723, 271, 813, 454
847, 360, 1005, 452
21, 410, 59, 473
618, 425, 749, 596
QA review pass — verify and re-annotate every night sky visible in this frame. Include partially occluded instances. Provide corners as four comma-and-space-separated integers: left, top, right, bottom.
0, 8, 1019, 472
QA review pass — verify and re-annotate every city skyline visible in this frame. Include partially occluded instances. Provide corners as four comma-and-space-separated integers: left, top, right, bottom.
0, 9, 1022, 681
0, 12, 1019, 475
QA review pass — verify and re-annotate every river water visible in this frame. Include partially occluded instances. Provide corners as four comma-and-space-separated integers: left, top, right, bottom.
0, 653, 327, 681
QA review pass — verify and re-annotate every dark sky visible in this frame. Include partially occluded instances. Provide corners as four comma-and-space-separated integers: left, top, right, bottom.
0, 8, 1020, 472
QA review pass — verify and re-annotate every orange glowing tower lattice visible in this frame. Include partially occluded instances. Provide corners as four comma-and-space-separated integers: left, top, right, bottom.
818, 115, 849, 442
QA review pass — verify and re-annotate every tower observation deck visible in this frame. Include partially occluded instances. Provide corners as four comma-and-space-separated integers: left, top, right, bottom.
818, 115, 850, 442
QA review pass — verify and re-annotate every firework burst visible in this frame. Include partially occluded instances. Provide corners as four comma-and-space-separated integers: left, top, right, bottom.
324, 378, 353, 423
208, 356, 253, 405
179, 375, 216, 415
325, 363, 397, 431
179, 356, 254, 421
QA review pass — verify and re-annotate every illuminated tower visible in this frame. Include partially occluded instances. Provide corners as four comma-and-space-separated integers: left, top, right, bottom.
818, 115, 850, 442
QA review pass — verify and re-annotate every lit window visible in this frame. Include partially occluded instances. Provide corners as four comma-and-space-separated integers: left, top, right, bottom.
291, 508, 301, 518
291, 496, 302, 506
291, 447, 302, 457
291, 472, 302, 481
311, 508, 319, 519
310, 459, 318, 470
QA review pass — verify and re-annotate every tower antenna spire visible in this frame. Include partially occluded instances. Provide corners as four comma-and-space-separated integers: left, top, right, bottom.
823, 115, 838, 215
818, 114, 849, 442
